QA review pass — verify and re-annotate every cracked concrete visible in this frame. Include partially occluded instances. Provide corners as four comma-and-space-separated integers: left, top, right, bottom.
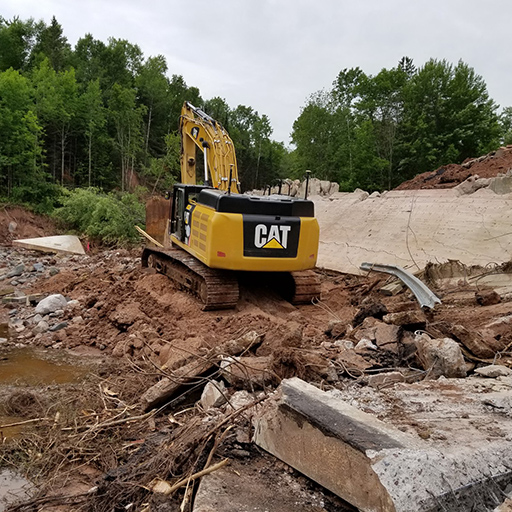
314, 189, 512, 275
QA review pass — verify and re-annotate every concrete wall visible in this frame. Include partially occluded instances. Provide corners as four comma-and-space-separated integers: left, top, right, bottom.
314, 188, 512, 275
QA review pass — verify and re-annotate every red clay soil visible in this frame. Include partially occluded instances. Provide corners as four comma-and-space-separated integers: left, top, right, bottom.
0, 206, 57, 245
396, 145, 512, 190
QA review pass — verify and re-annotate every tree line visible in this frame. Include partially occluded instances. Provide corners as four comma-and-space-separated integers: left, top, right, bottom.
291, 56, 512, 191
2, 16, 512, 213
0, 16, 286, 210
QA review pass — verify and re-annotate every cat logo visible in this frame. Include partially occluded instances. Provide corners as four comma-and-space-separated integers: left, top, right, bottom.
191, 127, 199, 139
254, 224, 291, 249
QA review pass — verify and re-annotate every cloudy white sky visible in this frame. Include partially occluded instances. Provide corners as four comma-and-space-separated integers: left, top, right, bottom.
3, 0, 511, 143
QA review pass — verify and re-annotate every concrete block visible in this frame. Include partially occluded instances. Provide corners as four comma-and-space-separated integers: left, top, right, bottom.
253, 377, 512, 512
13, 235, 85, 255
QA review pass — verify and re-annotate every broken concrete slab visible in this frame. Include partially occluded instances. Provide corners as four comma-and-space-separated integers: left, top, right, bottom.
253, 377, 512, 512
13, 235, 85, 255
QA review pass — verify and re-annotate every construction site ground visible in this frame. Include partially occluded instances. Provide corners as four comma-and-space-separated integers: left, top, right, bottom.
3, 146, 512, 511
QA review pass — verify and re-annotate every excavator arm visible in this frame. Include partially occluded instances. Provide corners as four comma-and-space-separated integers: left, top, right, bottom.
180, 102, 240, 193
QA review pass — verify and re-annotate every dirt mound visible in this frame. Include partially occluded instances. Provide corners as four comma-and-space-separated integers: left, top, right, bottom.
0, 206, 57, 245
396, 145, 512, 190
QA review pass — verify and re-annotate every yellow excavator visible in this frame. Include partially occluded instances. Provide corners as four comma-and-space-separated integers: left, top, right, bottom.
142, 102, 320, 310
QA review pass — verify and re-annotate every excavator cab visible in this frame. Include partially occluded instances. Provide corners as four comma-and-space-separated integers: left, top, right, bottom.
170, 185, 205, 244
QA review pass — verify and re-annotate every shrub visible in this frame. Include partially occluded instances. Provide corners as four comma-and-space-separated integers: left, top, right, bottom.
54, 188, 145, 245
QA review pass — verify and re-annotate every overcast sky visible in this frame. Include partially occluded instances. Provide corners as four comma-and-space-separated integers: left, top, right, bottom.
3, 0, 512, 143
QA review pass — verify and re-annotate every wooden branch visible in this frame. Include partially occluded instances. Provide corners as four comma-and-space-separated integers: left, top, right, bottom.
0, 417, 50, 429
164, 458, 229, 495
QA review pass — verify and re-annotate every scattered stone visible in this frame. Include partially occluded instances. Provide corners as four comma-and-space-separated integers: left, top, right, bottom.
49, 322, 68, 332
48, 267, 60, 276
31, 314, 43, 325
200, 380, 227, 409
33, 262, 45, 272
35, 294, 68, 315
225, 390, 255, 412
334, 339, 354, 350
414, 334, 467, 378
8, 221, 17, 233
383, 309, 426, 327
325, 320, 346, 338
354, 338, 378, 353
429, 322, 496, 359
367, 371, 406, 388
33, 320, 50, 334
353, 302, 388, 327
6, 264, 25, 278
476, 289, 501, 306
475, 365, 512, 378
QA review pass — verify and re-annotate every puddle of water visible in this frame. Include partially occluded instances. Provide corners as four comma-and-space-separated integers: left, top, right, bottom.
0, 469, 34, 512
0, 348, 87, 386
0, 414, 25, 439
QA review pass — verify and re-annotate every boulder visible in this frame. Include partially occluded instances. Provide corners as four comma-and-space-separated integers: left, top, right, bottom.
414, 334, 466, 378
35, 294, 67, 315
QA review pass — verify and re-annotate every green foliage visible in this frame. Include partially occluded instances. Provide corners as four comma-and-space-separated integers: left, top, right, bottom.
54, 188, 145, 245
292, 57, 502, 191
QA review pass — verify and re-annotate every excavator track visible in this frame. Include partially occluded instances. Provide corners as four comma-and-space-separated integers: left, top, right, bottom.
288, 270, 322, 305
141, 247, 239, 311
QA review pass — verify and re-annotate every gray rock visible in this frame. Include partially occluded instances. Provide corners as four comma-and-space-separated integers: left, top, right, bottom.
8, 221, 17, 233
33, 262, 45, 272
475, 365, 512, 378
33, 320, 49, 334
49, 322, 68, 332
31, 314, 43, 325
7, 264, 25, 278
35, 294, 68, 315
48, 268, 60, 276
355, 338, 378, 353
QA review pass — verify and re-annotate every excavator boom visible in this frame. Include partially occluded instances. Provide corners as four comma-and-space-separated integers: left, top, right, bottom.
180, 102, 239, 193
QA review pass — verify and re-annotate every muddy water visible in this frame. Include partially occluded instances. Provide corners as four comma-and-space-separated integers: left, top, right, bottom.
0, 348, 87, 386
0, 348, 89, 440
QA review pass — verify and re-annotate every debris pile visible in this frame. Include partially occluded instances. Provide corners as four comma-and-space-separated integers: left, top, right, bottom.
396, 145, 512, 190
